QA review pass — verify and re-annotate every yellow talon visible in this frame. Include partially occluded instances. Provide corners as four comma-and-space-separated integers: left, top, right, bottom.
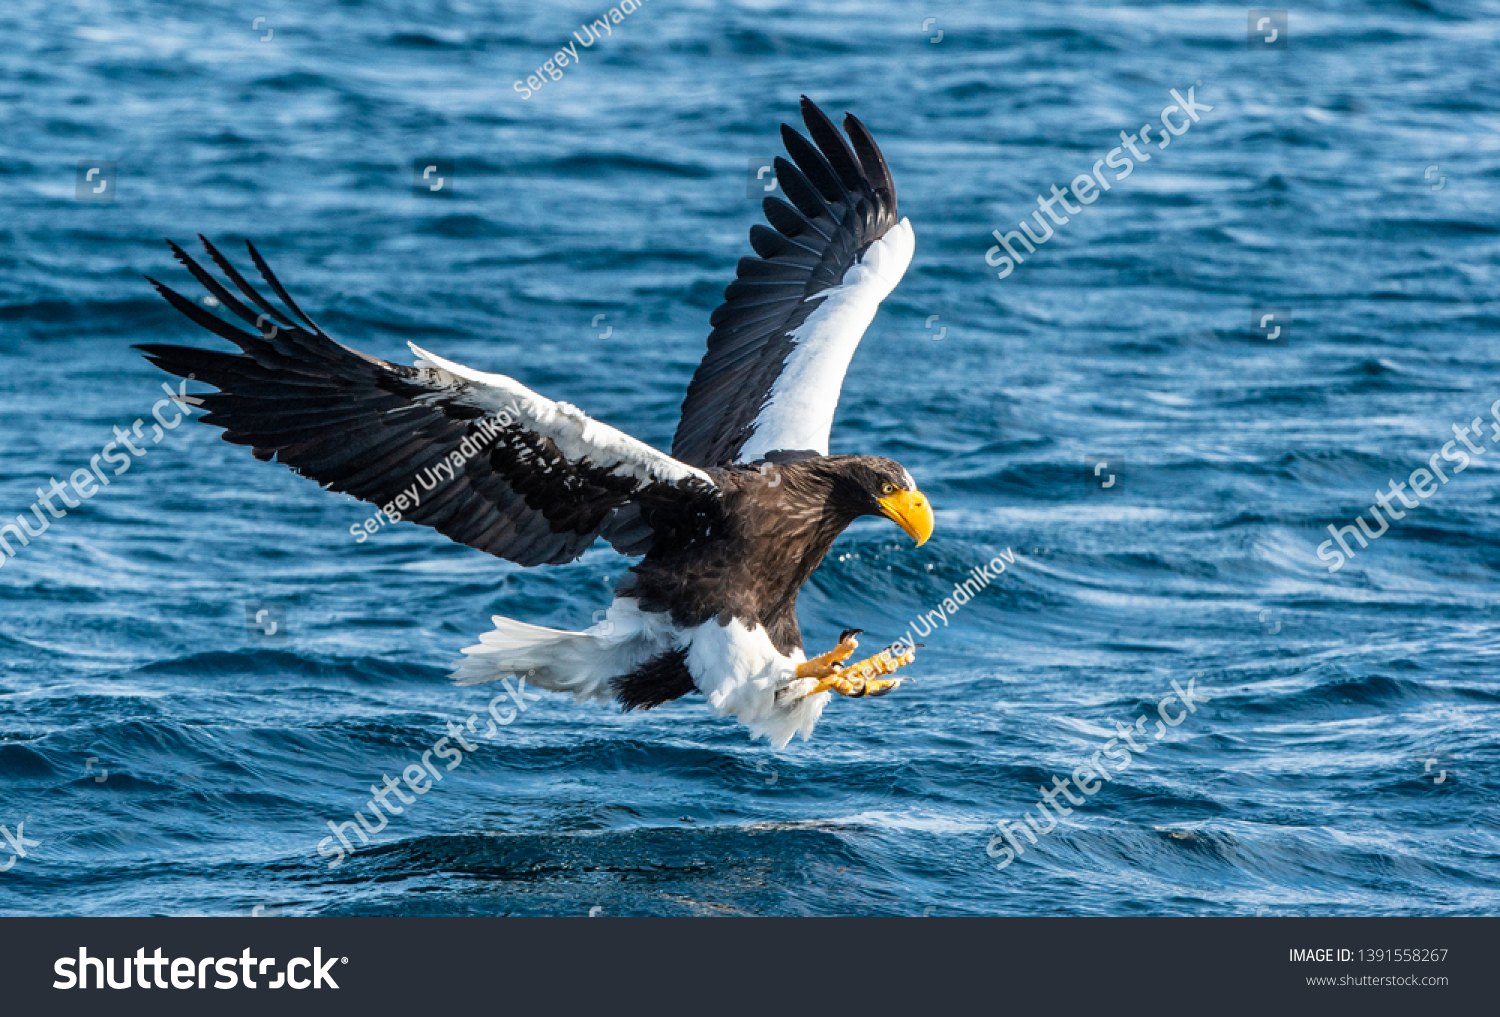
807, 641, 919, 698
795, 628, 863, 680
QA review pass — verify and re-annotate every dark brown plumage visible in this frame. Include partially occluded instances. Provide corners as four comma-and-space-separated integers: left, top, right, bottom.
612, 455, 918, 709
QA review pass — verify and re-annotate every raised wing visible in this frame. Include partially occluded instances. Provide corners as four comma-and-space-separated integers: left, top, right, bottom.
138, 237, 716, 566
670, 96, 915, 469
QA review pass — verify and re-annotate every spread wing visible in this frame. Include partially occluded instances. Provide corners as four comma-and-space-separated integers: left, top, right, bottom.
670, 95, 915, 469
137, 237, 717, 566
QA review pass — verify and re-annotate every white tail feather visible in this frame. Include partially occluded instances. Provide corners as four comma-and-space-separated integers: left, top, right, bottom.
450, 598, 677, 702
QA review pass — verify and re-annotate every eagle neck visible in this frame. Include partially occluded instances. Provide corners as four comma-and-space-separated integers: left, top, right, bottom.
755, 467, 863, 614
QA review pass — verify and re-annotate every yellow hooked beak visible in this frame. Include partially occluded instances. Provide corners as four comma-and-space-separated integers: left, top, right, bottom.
878, 488, 934, 547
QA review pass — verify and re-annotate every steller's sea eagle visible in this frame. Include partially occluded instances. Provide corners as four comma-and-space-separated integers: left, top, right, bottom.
138, 96, 931, 747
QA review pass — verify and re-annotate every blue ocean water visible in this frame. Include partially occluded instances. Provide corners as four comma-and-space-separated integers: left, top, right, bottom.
1, 0, 1497, 916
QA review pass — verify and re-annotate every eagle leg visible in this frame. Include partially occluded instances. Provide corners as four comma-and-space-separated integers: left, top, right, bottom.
794, 628, 864, 680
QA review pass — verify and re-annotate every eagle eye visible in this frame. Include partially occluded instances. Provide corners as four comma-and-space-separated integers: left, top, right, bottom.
880, 482, 896, 495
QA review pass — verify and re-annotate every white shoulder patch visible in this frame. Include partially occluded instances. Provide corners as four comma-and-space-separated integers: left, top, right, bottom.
738, 217, 915, 462
405, 343, 713, 489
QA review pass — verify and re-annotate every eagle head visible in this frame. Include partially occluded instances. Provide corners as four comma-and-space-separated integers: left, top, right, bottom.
825, 456, 934, 547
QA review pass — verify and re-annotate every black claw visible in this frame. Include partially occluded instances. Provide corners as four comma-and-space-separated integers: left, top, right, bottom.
838, 627, 864, 643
